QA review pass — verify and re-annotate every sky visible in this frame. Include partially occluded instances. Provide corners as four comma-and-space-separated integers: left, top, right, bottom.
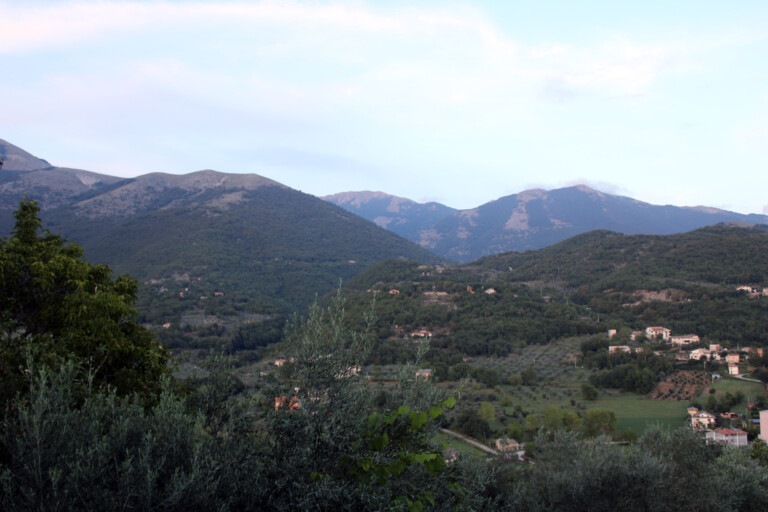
1, 0, 767, 214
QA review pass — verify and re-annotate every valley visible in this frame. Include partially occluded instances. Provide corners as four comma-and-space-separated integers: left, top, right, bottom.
4, 136, 768, 455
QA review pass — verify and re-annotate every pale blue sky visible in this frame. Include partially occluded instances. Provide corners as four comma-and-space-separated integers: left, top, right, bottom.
2, 1, 767, 213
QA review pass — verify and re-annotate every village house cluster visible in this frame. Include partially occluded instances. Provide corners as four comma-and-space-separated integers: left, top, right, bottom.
609, 325, 760, 376
736, 285, 768, 298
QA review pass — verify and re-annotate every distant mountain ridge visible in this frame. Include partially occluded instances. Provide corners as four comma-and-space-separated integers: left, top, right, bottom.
325, 186, 768, 263
322, 191, 457, 240
0, 138, 443, 317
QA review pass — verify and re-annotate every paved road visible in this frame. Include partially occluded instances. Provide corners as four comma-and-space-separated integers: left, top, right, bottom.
439, 428, 499, 456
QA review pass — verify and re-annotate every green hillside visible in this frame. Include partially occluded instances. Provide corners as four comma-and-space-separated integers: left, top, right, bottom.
340, 225, 768, 363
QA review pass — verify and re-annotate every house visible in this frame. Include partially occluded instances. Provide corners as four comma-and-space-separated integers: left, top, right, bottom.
162, 322, 171, 329
214, 291, 224, 296
760, 411, 768, 443
689, 349, 711, 361
484, 288, 497, 295
607, 329, 617, 338
467, 286, 474, 294
670, 334, 700, 346
495, 438, 521, 452
415, 369, 433, 380
728, 364, 739, 376
410, 330, 433, 338
705, 428, 748, 447
274, 358, 287, 367
691, 411, 717, 429
389, 289, 400, 295
737, 285, 755, 293
726, 353, 740, 364
629, 331, 644, 341
687, 407, 699, 416
710, 344, 723, 353
609, 345, 631, 354
645, 326, 671, 341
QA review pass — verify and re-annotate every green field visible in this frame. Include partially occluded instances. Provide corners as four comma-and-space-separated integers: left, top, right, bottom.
588, 395, 689, 433
434, 432, 490, 458
707, 376, 763, 398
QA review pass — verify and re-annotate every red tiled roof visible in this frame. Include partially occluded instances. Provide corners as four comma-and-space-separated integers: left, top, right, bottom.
714, 428, 747, 435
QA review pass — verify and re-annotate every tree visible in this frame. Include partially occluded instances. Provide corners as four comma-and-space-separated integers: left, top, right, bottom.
0, 199, 169, 405
478, 401, 496, 423
266, 292, 487, 510
453, 408, 492, 441
581, 382, 599, 401
582, 409, 616, 437
521, 365, 537, 386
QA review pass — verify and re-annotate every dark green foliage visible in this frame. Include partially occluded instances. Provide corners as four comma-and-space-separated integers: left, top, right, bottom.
520, 366, 538, 386
470, 226, 768, 288
580, 337, 672, 393
0, 199, 169, 405
452, 408, 492, 441
1, 294, 495, 511
581, 383, 598, 401
42, 185, 444, 317
504, 427, 768, 511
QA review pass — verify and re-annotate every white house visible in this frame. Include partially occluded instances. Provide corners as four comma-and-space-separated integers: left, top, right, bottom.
705, 428, 748, 447
689, 348, 711, 361
691, 411, 717, 429
670, 334, 700, 346
760, 410, 768, 443
609, 345, 631, 354
645, 326, 671, 341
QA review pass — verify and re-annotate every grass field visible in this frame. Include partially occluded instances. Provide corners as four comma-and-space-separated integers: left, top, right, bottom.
434, 432, 490, 458
588, 395, 689, 433
707, 376, 763, 397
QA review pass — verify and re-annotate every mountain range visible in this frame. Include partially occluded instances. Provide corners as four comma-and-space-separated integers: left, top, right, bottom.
0, 138, 442, 318
5, 136, 768, 318
324, 188, 768, 263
